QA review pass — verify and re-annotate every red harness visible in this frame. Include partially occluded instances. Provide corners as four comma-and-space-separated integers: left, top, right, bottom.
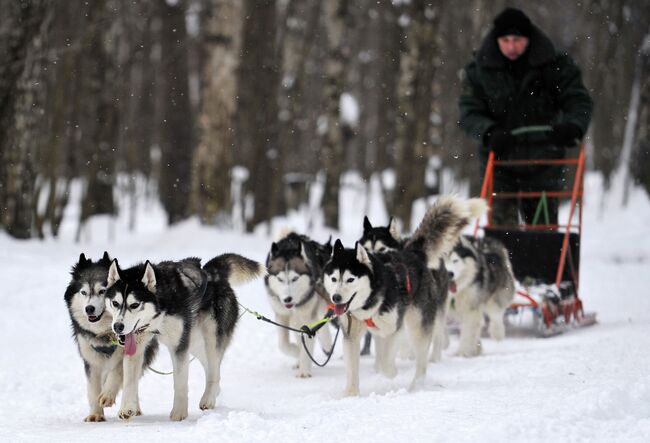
365, 274, 413, 329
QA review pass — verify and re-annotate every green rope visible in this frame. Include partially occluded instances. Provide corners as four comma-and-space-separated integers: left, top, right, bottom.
510, 125, 553, 136
532, 191, 550, 226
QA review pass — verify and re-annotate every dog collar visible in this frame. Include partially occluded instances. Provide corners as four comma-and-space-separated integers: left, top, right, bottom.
91, 344, 117, 356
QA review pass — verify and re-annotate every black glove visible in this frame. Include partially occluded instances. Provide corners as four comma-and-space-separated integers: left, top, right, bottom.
551, 123, 582, 147
485, 127, 516, 154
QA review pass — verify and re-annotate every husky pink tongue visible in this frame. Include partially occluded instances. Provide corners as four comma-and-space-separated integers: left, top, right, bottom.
124, 332, 137, 356
334, 304, 347, 316
449, 281, 457, 294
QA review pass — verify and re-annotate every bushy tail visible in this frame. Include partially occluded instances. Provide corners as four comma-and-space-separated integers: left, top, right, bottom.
405, 196, 487, 268
203, 253, 266, 286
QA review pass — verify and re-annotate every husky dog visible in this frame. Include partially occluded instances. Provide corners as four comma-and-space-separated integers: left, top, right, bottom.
265, 232, 333, 377
64, 252, 157, 422
445, 235, 515, 357
104, 254, 263, 421
359, 216, 450, 363
325, 197, 487, 396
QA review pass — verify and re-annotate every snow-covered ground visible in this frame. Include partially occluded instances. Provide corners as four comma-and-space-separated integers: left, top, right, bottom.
1, 173, 649, 442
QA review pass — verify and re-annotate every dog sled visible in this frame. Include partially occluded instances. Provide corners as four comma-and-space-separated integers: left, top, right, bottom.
474, 126, 597, 337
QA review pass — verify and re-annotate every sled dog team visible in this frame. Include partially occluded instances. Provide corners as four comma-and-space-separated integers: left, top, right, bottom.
65, 196, 516, 422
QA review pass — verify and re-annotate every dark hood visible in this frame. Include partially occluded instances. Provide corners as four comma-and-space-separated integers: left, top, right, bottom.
476, 24, 556, 69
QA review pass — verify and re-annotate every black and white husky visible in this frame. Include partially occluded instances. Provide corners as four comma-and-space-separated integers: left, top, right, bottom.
445, 235, 515, 357
359, 216, 450, 363
265, 232, 333, 377
64, 252, 157, 422
104, 254, 263, 421
324, 197, 487, 395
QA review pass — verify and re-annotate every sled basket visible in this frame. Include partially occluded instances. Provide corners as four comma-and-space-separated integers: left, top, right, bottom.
475, 129, 596, 336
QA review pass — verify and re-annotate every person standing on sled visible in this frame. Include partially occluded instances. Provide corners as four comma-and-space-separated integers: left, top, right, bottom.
458, 8, 593, 226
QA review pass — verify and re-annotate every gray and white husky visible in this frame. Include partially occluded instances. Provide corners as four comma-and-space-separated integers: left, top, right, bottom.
104, 254, 263, 421
445, 235, 515, 357
265, 232, 333, 377
324, 197, 487, 396
64, 252, 157, 422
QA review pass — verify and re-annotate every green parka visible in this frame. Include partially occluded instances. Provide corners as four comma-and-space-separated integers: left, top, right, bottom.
459, 25, 593, 164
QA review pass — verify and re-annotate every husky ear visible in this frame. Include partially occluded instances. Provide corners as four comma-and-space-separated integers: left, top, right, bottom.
363, 216, 372, 233
102, 251, 110, 262
78, 253, 89, 265
333, 239, 345, 257
355, 242, 371, 267
107, 259, 121, 287
271, 242, 279, 257
142, 261, 157, 293
323, 236, 333, 256
388, 218, 401, 241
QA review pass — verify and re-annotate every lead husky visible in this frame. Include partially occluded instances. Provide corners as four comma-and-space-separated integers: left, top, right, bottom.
265, 232, 333, 377
359, 216, 450, 363
445, 235, 515, 357
64, 252, 157, 422
104, 254, 263, 421
324, 197, 487, 396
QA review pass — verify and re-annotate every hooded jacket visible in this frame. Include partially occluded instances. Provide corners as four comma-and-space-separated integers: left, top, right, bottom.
458, 24, 593, 162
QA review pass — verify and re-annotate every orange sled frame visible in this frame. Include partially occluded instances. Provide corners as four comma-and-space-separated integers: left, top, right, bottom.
474, 145, 597, 336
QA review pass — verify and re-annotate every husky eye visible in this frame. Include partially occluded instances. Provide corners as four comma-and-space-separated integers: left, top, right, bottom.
98, 289, 106, 295
81, 290, 88, 296
129, 303, 140, 310
331, 276, 337, 283
111, 301, 119, 308
380, 247, 388, 252
346, 277, 355, 283
291, 276, 299, 283
277, 276, 284, 283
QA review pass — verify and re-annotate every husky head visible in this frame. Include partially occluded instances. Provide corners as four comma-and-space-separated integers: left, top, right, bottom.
359, 216, 401, 253
323, 239, 374, 316
104, 259, 158, 356
65, 252, 112, 326
445, 237, 479, 295
266, 236, 316, 310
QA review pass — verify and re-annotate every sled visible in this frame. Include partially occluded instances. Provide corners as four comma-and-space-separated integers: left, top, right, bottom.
474, 128, 597, 337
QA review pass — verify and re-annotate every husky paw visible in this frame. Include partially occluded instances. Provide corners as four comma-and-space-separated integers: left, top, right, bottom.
455, 346, 481, 358
199, 394, 217, 411
83, 414, 105, 422
296, 372, 312, 379
489, 324, 506, 341
98, 391, 117, 408
343, 386, 359, 397
117, 407, 140, 420
169, 407, 188, 421
382, 366, 398, 379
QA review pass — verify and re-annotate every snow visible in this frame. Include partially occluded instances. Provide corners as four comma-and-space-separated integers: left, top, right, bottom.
1, 173, 649, 442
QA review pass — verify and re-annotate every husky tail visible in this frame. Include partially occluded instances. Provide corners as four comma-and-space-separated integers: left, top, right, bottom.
203, 253, 266, 286
406, 196, 487, 269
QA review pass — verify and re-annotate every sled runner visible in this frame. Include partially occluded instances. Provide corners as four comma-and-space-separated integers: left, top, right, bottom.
475, 126, 597, 337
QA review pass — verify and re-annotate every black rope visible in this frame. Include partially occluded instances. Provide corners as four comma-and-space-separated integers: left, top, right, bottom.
300, 323, 340, 367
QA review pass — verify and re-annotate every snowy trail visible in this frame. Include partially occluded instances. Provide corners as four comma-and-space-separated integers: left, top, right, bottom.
1, 180, 649, 442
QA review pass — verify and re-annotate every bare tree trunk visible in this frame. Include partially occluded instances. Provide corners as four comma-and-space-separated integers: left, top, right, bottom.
631, 30, 650, 197
0, 0, 51, 238
392, 1, 440, 230
157, 0, 194, 225
192, 0, 243, 225
238, 0, 282, 231
320, 0, 352, 230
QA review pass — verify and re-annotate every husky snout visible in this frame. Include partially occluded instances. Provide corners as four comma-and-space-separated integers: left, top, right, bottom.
113, 322, 125, 334
331, 293, 343, 303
